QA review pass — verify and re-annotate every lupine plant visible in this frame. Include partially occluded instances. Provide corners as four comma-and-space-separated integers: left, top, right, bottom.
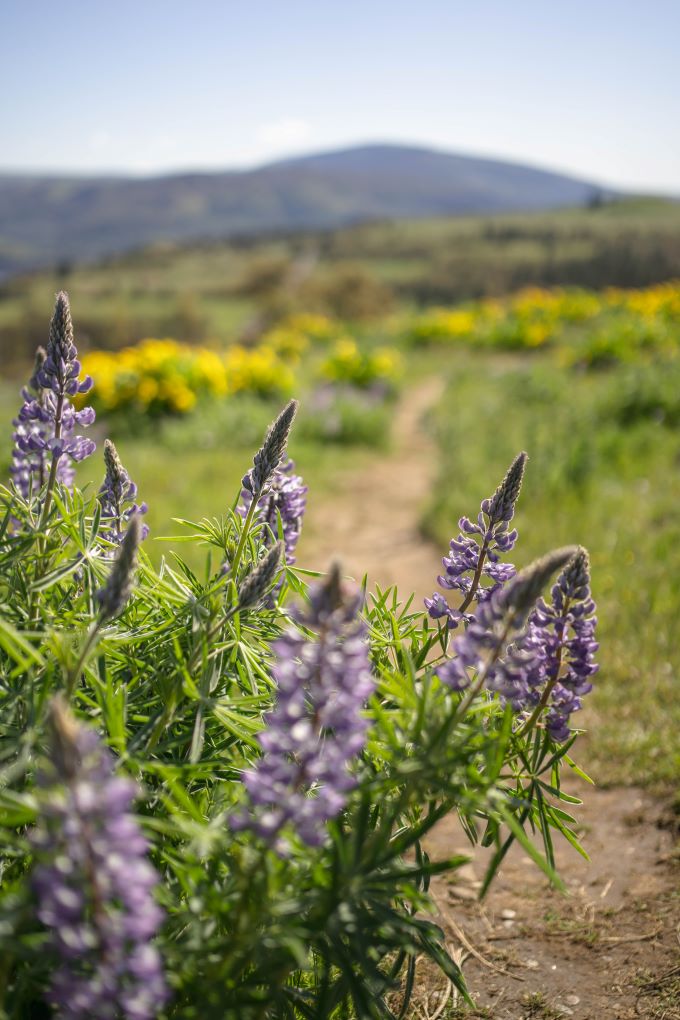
0, 294, 597, 1018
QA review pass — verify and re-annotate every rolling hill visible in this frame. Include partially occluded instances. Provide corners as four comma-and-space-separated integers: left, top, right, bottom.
0, 144, 614, 277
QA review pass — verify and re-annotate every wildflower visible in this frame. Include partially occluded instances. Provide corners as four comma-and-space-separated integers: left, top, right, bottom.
425, 452, 527, 626
529, 547, 599, 741
439, 546, 576, 694
98, 440, 148, 546
10, 347, 55, 497
238, 455, 307, 565
237, 541, 284, 610
31, 697, 167, 1019
242, 399, 298, 500
38, 293, 94, 401
96, 515, 143, 621
234, 564, 375, 848
10, 294, 95, 499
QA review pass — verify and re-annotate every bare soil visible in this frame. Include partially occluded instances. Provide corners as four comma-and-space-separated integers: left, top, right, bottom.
298, 380, 680, 1019
298, 377, 446, 597
422, 787, 680, 1019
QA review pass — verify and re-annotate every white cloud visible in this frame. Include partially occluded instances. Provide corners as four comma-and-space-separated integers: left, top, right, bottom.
255, 117, 311, 149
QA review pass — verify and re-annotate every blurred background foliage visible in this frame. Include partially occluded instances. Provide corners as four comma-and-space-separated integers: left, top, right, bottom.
1, 197, 680, 366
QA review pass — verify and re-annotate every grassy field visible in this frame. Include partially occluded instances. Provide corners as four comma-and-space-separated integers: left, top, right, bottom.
2, 198, 680, 368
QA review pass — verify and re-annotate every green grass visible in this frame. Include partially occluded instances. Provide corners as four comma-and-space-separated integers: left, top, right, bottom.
423, 351, 680, 789
0, 381, 378, 572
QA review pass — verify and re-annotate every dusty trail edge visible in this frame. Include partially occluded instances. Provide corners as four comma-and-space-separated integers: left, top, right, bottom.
299, 378, 680, 1020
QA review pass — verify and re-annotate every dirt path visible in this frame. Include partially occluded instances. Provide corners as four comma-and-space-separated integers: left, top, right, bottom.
422, 789, 679, 1019
298, 381, 680, 1020
297, 376, 445, 597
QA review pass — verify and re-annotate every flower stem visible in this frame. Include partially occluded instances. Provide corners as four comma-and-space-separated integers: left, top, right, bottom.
65, 619, 102, 698
38, 393, 64, 533
230, 495, 259, 579
458, 533, 491, 614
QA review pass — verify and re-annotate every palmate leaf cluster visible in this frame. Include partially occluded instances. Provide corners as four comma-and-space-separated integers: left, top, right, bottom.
0, 422, 588, 1019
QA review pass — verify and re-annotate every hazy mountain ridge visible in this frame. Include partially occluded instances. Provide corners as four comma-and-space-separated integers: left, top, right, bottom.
0, 144, 615, 276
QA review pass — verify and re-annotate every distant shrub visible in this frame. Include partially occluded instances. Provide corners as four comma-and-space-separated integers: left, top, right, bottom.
223, 343, 295, 397
301, 263, 395, 321
81, 338, 294, 418
405, 282, 680, 361
299, 385, 393, 446
234, 254, 291, 297
319, 337, 402, 390
259, 311, 343, 363
406, 307, 481, 346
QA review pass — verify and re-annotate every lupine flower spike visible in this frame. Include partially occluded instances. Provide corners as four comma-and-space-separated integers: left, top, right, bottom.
243, 398, 299, 500
233, 563, 375, 848
231, 399, 299, 576
237, 541, 284, 609
31, 696, 167, 1019
439, 545, 576, 696
96, 514, 143, 621
238, 454, 307, 565
10, 347, 51, 497
524, 547, 599, 740
425, 452, 527, 628
10, 294, 95, 503
98, 440, 148, 546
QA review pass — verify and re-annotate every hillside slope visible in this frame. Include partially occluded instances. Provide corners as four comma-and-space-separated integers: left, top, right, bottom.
0, 144, 611, 276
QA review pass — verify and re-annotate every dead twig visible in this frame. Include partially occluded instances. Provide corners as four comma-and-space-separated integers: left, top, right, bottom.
601, 926, 663, 944
439, 906, 524, 982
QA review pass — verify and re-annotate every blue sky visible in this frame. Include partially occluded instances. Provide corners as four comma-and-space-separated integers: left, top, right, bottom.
2, 1, 679, 190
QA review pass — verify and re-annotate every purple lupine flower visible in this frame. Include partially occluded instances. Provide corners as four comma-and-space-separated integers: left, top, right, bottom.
438, 546, 576, 696
96, 515, 143, 622
31, 697, 167, 1019
233, 564, 375, 848
425, 452, 527, 628
484, 618, 548, 710
10, 294, 95, 498
530, 548, 599, 741
242, 399, 298, 501
238, 455, 307, 564
37, 292, 94, 401
98, 440, 148, 546
10, 347, 53, 497
237, 541, 284, 610
10, 347, 81, 498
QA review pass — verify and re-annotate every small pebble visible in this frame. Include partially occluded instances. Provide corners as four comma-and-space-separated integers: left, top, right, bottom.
565, 995, 580, 1006
448, 887, 477, 902
501, 908, 516, 919
525, 958, 539, 969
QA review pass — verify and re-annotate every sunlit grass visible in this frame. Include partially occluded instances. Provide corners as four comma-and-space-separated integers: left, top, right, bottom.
424, 351, 680, 788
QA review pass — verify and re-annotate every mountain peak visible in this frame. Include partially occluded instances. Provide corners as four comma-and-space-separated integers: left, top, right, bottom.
0, 143, 614, 277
